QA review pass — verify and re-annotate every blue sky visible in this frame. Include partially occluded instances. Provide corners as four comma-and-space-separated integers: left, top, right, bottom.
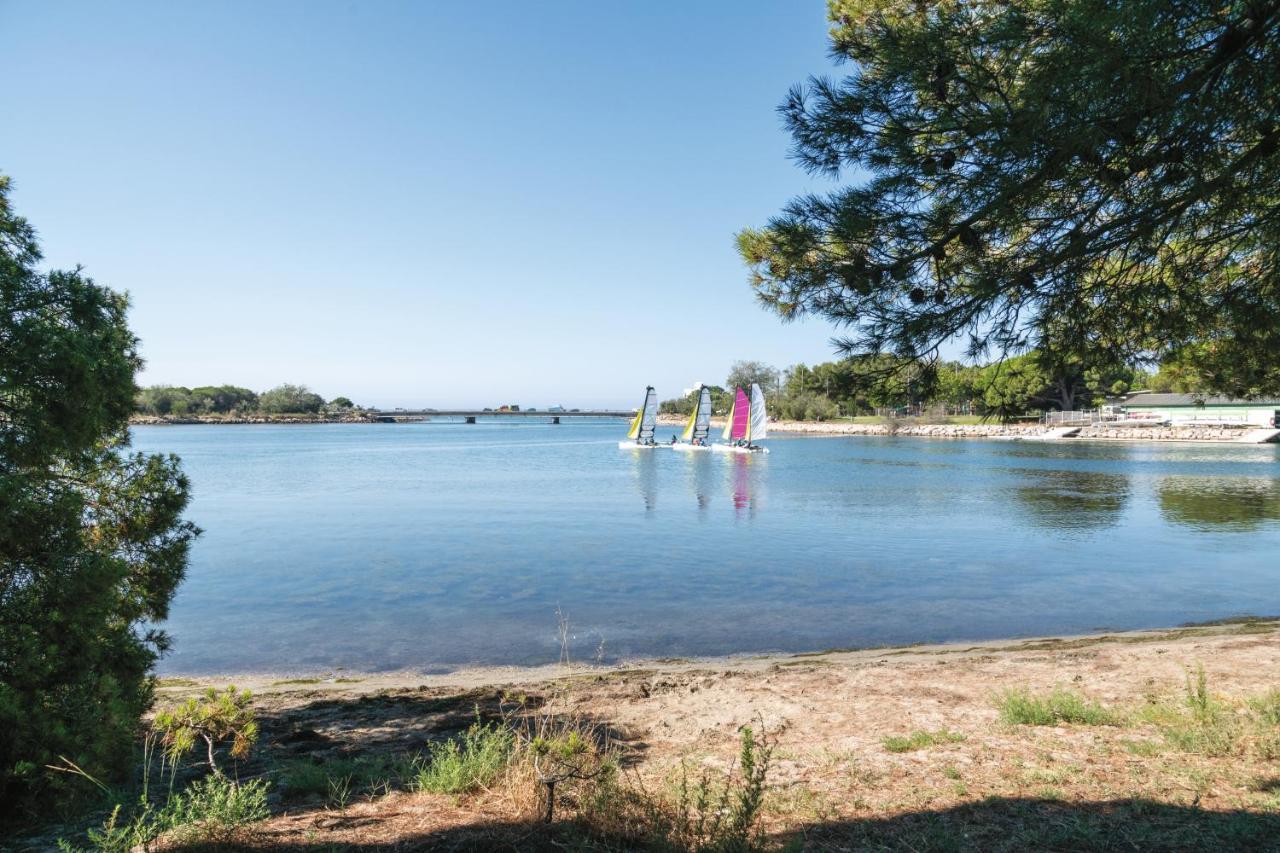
2, 1, 847, 408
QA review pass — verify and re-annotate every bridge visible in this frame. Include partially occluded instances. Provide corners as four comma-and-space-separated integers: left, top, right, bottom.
369, 409, 634, 424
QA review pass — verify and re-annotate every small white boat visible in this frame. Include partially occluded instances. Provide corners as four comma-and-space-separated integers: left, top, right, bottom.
618, 386, 661, 449
670, 386, 713, 452
712, 384, 770, 454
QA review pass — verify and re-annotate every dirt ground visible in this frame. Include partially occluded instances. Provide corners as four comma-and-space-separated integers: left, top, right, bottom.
113, 619, 1280, 850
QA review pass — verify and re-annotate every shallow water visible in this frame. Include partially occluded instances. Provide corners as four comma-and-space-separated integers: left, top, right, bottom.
131, 422, 1280, 674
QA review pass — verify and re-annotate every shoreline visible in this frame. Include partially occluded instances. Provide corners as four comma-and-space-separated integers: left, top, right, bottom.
122, 615, 1280, 849
156, 617, 1279, 696
130, 413, 1278, 444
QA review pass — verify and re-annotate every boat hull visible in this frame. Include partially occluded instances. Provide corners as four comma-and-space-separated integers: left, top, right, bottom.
711, 443, 769, 454
671, 442, 711, 452
618, 441, 662, 449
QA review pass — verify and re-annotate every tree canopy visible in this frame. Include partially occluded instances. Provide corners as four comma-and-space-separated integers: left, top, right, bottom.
738, 0, 1280, 395
0, 175, 198, 812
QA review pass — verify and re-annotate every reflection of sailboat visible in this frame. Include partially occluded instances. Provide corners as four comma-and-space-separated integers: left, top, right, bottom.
631, 447, 658, 511
712, 384, 770, 454
618, 386, 660, 449
671, 386, 713, 452
729, 453, 766, 515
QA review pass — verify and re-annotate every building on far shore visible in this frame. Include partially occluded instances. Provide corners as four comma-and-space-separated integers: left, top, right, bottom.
1113, 391, 1280, 426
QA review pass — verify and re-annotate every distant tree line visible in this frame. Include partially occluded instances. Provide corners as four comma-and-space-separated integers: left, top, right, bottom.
135, 383, 357, 416
661, 356, 1183, 423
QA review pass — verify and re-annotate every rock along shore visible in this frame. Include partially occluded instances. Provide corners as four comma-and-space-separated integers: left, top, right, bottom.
656, 414, 1273, 443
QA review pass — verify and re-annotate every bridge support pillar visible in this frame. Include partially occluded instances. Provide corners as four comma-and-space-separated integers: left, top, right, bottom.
465, 416, 476, 424
552, 416, 560, 424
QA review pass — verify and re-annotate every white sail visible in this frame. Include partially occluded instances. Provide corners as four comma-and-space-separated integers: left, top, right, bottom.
639, 386, 658, 441
749, 383, 768, 441
693, 387, 712, 441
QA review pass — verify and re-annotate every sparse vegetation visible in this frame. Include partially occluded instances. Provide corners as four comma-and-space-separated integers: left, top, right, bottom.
412, 720, 514, 794
999, 688, 1121, 727
883, 729, 967, 753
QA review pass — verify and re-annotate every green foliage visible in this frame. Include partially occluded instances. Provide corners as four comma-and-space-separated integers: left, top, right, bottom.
160, 775, 269, 844
772, 391, 839, 421
740, 0, 1280, 395
134, 383, 354, 416
413, 721, 513, 794
725, 360, 779, 395
999, 688, 1121, 727
248, 383, 323, 414
663, 726, 773, 852
277, 753, 406, 806
152, 687, 258, 777
59, 774, 269, 852
0, 174, 199, 814
882, 729, 966, 753
660, 385, 731, 416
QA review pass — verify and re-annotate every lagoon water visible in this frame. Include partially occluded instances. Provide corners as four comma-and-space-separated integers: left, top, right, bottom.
132, 422, 1280, 674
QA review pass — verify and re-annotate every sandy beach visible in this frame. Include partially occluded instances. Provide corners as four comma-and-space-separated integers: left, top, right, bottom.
107, 618, 1280, 850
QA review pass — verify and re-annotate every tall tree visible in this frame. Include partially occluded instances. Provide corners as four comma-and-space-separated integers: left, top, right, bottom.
0, 175, 198, 813
725, 360, 781, 393
738, 0, 1280, 392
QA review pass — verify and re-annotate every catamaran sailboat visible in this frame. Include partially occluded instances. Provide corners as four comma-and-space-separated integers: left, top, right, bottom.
618, 385, 660, 449
712, 383, 769, 454
671, 385, 713, 452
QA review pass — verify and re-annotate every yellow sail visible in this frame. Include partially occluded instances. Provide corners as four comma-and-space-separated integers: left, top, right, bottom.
626, 408, 643, 440
721, 395, 736, 440
680, 393, 699, 441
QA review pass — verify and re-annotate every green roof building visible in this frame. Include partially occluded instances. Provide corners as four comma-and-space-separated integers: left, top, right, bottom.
1115, 392, 1280, 427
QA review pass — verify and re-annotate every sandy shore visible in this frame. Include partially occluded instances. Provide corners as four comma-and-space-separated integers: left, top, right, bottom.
132, 620, 1280, 846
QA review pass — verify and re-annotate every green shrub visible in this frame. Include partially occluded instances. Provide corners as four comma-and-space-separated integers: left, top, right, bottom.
58, 774, 269, 851
882, 729, 967, 753
999, 688, 1120, 726
413, 722, 514, 794
162, 775, 269, 843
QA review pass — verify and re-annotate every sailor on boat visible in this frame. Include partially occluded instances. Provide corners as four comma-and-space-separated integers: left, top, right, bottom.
618, 385, 661, 449
671, 385, 714, 452
712, 384, 770, 454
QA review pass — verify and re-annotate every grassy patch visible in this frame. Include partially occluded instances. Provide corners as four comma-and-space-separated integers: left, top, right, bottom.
1137, 667, 1279, 759
999, 688, 1121, 726
883, 729, 967, 753
270, 677, 322, 686
277, 754, 406, 805
59, 775, 268, 851
413, 721, 514, 794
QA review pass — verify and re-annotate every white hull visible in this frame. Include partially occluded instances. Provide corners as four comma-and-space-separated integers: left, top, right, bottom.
670, 442, 711, 452
711, 443, 769, 454
618, 440, 661, 449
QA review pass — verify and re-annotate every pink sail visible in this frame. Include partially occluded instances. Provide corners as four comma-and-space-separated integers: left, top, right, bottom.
732, 387, 750, 439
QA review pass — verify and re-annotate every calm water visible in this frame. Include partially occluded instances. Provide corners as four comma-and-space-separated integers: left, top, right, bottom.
131, 422, 1280, 674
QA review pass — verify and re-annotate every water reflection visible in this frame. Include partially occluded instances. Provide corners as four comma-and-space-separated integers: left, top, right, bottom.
629, 450, 658, 512
1013, 469, 1131, 530
684, 453, 716, 514
1158, 477, 1280, 531
728, 454, 765, 517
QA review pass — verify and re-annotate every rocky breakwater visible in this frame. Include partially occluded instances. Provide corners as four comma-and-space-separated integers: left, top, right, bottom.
1077, 425, 1257, 442
750, 420, 1043, 438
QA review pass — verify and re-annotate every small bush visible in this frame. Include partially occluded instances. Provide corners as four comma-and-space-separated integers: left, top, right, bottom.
161, 775, 270, 843
59, 774, 269, 851
413, 721, 514, 794
998, 688, 1120, 726
883, 729, 966, 753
